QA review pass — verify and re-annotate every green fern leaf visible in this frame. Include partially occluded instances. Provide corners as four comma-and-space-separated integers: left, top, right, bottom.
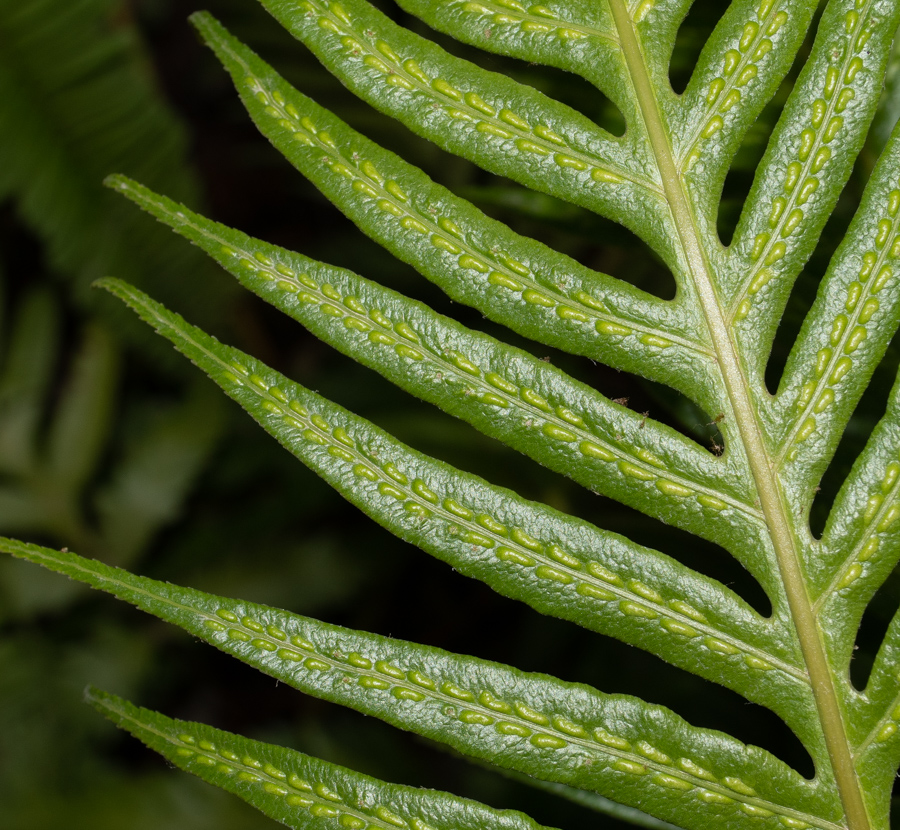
99, 276, 804, 720
7, 0, 900, 829
190, 13, 711, 401
86, 687, 557, 830
1, 537, 832, 830
106, 178, 755, 572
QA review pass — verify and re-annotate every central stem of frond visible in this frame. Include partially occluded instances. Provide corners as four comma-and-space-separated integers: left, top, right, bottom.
604, 2, 869, 828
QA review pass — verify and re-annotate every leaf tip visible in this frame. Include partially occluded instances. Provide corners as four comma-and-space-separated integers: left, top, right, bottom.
189, 10, 225, 46
85, 687, 138, 734
103, 172, 131, 191
103, 174, 150, 210
93, 279, 174, 340
93, 276, 132, 299
83, 684, 108, 710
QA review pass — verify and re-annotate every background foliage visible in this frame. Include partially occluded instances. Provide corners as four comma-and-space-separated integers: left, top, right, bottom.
2, 0, 900, 827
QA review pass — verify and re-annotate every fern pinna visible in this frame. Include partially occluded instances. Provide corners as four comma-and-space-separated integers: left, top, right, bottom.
5, 0, 900, 828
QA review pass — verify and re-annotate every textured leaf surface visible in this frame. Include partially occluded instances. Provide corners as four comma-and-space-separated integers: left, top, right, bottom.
191, 13, 717, 406
727, 0, 900, 335
9, 0, 900, 828
97, 277, 816, 728
109, 176, 760, 574
770, 118, 900, 498
0, 537, 836, 830
88, 688, 554, 830
251, 0, 680, 263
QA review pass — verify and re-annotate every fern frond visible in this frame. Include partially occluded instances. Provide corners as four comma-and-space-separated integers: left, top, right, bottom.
96, 278, 809, 723
110, 177, 765, 574
773, 121, 900, 485
253, 1, 675, 257
193, 15, 713, 401
394, 1, 622, 90
10, 0, 900, 828
814, 388, 900, 652
730, 0, 900, 379
852, 609, 900, 791
1, 537, 835, 830
673, 0, 815, 195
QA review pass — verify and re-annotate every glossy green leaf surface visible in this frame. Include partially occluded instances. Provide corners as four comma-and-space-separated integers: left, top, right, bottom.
97, 277, 807, 724
0, 538, 835, 830
7, 1, 900, 829
190, 14, 716, 407
88, 688, 556, 830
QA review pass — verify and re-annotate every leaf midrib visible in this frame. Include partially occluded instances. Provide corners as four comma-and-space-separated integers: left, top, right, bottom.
605, 2, 868, 828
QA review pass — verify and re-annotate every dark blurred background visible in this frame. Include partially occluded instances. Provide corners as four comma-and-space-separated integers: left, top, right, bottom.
1, 0, 899, 827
